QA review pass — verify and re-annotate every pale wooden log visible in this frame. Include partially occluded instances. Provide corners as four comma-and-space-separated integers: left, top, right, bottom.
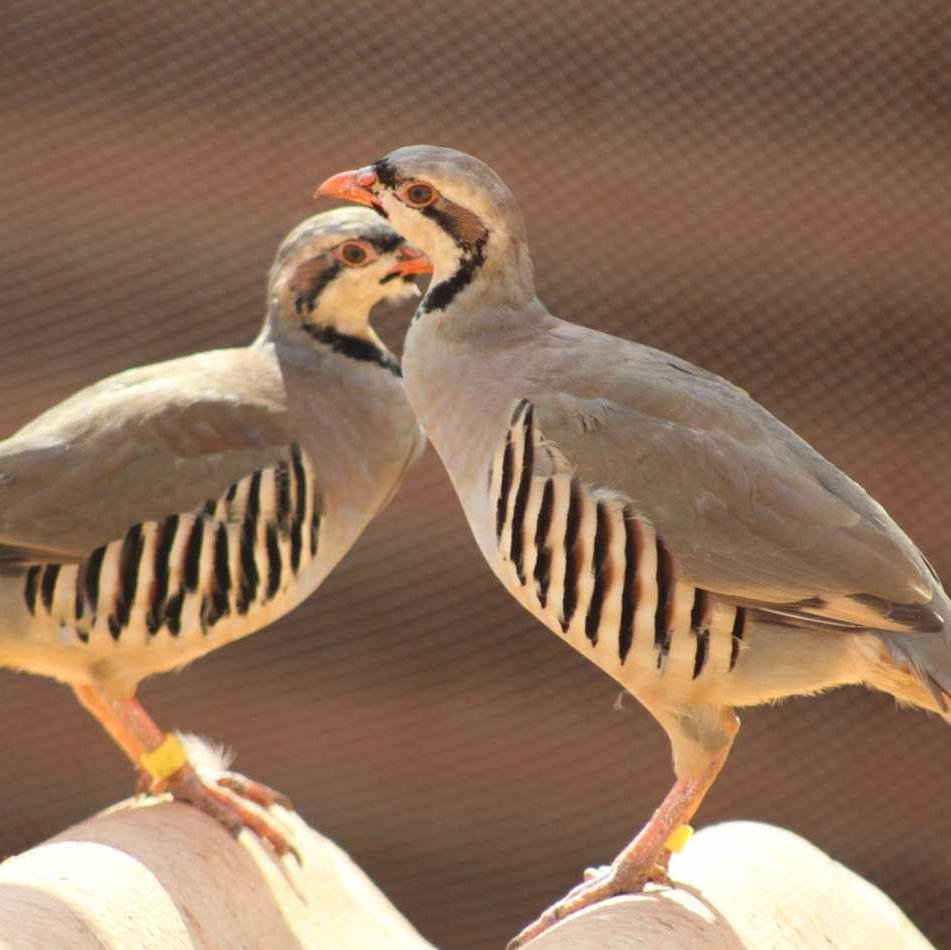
0, 799, 432, 949
0, 810, 933, 948
526, 821, 934, 949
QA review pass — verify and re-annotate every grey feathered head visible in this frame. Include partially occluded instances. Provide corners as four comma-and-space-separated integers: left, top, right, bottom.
316, 147, 534, 312
268, 207, 431, 336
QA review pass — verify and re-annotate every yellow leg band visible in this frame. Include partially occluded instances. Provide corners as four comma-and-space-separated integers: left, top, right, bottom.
139, 733, 189, 782
665, 824, 694, 853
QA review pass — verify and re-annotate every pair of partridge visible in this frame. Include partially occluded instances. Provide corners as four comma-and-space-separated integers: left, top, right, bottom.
318, 146, 951, 944
0, 207, 430, 855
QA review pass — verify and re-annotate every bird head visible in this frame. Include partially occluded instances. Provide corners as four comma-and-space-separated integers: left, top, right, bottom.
316, 147, 534, 313
268, 207, 431, 337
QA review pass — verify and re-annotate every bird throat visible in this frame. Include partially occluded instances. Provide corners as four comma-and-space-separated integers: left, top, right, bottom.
420, 237, 488, 316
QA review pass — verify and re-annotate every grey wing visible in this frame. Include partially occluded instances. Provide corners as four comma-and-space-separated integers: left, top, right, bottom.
525, 329, 943, 634
0, 352, 295, 565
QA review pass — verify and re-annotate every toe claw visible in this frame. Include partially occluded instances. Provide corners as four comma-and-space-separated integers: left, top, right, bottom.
509, 851, 659, 945
159, 764, 298, 860
214, 771, 293, 811
582, 863, 611, 882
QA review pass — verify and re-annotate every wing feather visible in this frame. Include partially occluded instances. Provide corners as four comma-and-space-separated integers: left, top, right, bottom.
0, 349, 294, 564
523, 322, 942, 634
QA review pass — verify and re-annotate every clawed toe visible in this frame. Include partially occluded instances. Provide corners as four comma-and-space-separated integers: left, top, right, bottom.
146, 764, 299, 862
508, 862, 653, 948
203, 779, 300, 863
582, 863, 610, 882
215, 771, 293, 810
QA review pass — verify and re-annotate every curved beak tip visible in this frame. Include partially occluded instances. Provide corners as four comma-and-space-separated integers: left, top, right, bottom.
389, 244, 433, 277
314, 169, 379, 209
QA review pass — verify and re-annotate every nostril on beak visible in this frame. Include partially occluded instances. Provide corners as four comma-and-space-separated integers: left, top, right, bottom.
388, 244, 433, 277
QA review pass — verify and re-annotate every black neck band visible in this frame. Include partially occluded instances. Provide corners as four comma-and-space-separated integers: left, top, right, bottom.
303, 323, 402, 377
422, 236, 487, 314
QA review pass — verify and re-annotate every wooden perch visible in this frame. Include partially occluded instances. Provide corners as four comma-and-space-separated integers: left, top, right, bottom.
0, 805, 933, 949
528, 820, 934, 949
0, 798, 432, 949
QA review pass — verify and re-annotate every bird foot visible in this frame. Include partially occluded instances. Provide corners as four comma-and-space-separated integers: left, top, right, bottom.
582, 854, 670, 885
214, 770, 294, 811
508, 854, 670, 948
141, 764, 300, 863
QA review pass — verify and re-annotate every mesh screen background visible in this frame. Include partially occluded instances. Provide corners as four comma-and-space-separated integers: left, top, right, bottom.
1, 1, 950, 947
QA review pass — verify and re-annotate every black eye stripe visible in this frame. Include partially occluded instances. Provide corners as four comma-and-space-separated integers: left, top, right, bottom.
294, 260, 342, 314
372, 157, 398, 189
365, 232, 402, 254
292, 231, 405, 311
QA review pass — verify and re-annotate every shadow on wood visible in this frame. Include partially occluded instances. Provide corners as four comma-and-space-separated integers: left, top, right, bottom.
0, 798, 432, 949
525, 821, 934, 949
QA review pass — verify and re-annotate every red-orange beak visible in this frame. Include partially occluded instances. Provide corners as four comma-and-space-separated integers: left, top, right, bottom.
388, 243, 433, 278
315, 167, 382, 212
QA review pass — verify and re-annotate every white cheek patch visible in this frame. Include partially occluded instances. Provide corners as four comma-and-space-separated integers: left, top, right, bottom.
312, 273, 376, 331
381, 200, 459, 270
387, 279, 423, 304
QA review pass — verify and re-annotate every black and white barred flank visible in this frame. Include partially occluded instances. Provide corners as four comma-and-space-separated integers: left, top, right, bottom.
23, 443, 323, 645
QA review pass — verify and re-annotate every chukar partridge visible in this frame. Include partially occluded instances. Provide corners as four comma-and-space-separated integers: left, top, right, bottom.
0, 207, 429, 857
318, 147, 951, 941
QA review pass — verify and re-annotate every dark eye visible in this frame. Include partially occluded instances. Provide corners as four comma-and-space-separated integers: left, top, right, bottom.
404, 182, 435, 207
340, 242, 368, 265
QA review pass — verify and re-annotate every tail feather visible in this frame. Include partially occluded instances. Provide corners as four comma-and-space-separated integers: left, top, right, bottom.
872, 632, 951, 722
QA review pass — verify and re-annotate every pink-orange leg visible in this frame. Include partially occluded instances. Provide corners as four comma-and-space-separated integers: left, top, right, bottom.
73, 684, 298, 862
508, 727, 736, 948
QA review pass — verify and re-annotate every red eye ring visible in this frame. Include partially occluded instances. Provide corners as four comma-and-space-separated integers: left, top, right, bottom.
401, 181, 437, 208
339, 241, 369, 265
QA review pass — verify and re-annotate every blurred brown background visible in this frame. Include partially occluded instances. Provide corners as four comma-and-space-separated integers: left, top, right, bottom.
1, 1, 950, 947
